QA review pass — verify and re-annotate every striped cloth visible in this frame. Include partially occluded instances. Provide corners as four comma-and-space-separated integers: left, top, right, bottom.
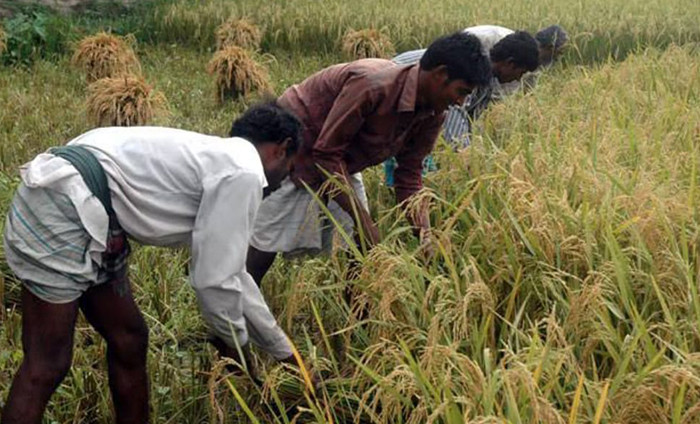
4, 182, 129, 303
392, 49, 426, 66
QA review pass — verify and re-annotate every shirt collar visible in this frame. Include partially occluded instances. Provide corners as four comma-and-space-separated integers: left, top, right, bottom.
397, 64, 420, 113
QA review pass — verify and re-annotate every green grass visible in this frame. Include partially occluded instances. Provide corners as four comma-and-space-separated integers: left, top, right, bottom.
1, 0, 700, 422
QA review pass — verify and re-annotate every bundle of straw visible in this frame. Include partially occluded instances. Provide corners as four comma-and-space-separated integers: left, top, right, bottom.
341, 28, 395, 60
86, 75, 167, 127
206, 45, 271, 102
0, 24, 6, 56
215, 17, 263, 50
72, 32, 141, 82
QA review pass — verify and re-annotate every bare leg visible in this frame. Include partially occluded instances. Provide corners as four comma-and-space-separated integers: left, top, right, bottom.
246, 245, 278, 286
1, 287, 78, 424
79, 275, 149, 424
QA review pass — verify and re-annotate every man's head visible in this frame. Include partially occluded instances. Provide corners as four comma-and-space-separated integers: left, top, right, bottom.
418, 31, 492, 113
536, 25, 568, 66
230, 102, 301, 192
489, 31, 540, 83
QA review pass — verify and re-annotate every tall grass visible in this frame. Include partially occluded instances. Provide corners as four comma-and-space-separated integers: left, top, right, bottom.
3, 0, 699, 65
1, 1, 700, 422
147, 0, 700, 62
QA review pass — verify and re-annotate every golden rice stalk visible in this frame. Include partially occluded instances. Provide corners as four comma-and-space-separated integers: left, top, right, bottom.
207, 46, 271, 102
86, 75, 167, 127
0, 24, 6, 56
215, 17, 263, 50
341, 28, 395, 60
71, 32, 141, 82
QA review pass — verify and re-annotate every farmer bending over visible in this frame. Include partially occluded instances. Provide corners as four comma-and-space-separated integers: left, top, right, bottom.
393, 24, 566, 150
1, 103, 301, 424
246, 31, 492, 286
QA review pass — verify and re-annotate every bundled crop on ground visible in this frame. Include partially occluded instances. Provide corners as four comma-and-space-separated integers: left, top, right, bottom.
86, 75, 167, 127
215, 17, 263, 50
2, 2, 700, 423
341, 28, 395, 59
0, 24, 6, 56
71, 32, 141, 82
206, 45, 271, 102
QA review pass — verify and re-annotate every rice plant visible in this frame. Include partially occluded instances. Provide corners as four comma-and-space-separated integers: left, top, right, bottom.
206, 45, 271, 102
1, 1, 700, 423
86, 75, 167, 127
341, 28, 395, 60
71, 32, 141, 82
149, 0, 700, 59
215, 17, 263, 50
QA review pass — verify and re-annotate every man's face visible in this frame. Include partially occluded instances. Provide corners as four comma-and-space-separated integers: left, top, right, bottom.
429, 77, 474, 113
493, 61, 527, 83
261, 140, 294, 195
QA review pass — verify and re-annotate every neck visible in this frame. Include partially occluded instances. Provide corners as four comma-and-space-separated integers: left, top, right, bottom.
416, 69, 431, 109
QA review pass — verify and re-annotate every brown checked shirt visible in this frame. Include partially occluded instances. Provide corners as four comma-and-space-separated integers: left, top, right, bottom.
278, 59, 444, 203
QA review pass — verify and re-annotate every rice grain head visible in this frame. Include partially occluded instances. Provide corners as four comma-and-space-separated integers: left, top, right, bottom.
86, 75, 168, 127
71, 32, 141, 82
341, 28, 395, 60
215, 17, 263, 50
206, 46, 272, 102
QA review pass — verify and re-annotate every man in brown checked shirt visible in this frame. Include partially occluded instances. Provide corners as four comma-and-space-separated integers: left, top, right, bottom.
246, 31, 492, 284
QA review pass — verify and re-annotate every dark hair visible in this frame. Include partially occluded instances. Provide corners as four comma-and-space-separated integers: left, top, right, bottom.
419, 31, 492, 87
230, 102, 301, 155
536, 25, 568, 50
490, 31, 540, 72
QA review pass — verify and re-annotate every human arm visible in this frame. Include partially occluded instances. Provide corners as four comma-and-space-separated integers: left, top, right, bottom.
191, 171, 292, 362
393, 117, 441, 240
311, 76, 381, 246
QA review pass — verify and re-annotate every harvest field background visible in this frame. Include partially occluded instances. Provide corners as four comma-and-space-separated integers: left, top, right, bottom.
1, 0, 700, 422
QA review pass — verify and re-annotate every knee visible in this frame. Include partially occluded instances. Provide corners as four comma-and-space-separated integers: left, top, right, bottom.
108, 321, 149, 366
23, 348, 73, 388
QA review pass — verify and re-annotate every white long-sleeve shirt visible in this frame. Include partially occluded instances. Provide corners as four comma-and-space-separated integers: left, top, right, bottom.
391, 25, 522, 147
19, 126, 292, 359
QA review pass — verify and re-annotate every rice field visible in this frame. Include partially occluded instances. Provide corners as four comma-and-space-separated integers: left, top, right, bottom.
1, 0, 700, 422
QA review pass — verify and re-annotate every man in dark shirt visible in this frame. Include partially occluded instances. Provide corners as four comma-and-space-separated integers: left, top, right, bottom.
247, 32, 492, 284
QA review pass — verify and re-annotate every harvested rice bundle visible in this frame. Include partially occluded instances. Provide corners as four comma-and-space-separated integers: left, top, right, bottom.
215, 17, 263, 50
0, 25, 6, 56
207, 46, 271, 102
86, 75, 167, 127
72, 32, 141, 82
341, 28, 395, 60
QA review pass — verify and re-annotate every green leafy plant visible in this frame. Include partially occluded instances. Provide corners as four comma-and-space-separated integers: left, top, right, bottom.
1, 10, 72, 66
2, 11, 49, 65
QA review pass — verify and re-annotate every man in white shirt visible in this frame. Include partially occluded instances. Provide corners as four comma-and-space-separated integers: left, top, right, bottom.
383, 26, 540, 186
392, 25, 567, 149
1, 103, 301, 424
393, 26, 541, 114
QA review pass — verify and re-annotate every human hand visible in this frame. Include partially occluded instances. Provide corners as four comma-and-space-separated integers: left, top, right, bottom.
208, 336, 258, 378
419, 228, 436, 263
362, 218, 380, 247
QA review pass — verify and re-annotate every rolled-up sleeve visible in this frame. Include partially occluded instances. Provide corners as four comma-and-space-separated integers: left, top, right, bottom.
393, 116, 442, 203
190, 171, 291, 359
312, 76, 379, 179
